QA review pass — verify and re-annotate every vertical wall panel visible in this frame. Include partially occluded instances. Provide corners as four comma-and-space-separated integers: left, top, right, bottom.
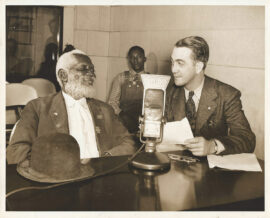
90, 56, 108, 101
63, 6, 74, 46
74, 30, 88, 51
87, 31, 109, 56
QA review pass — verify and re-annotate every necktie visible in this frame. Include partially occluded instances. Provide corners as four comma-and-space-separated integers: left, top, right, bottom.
71, 100, 99, 159
186, 91, 196, 133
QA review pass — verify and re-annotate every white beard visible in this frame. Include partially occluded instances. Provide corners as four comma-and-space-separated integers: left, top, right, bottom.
64, 80, 96, 100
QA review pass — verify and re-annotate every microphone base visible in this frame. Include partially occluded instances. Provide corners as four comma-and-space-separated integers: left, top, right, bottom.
130, 151, 170, 171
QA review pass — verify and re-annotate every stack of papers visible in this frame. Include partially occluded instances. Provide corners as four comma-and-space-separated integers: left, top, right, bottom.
207, 153, 262, 172
156, 118, 194, 152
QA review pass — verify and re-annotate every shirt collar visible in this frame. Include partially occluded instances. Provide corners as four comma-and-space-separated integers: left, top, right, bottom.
62, 91, 87, 108
184, 77, 205, 101
129, 68, 145, 76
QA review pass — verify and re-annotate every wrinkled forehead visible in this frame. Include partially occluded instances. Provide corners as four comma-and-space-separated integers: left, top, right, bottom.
70, 53, 92, 66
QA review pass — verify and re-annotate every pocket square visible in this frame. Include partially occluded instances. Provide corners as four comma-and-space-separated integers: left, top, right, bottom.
95, 126, 101, 134
97, 114, 103, 120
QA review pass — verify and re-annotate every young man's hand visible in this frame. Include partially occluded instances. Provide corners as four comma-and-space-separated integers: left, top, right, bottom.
184, 137, 216, 156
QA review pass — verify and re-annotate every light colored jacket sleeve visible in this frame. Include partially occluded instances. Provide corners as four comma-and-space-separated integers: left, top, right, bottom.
107, 73, 123, 115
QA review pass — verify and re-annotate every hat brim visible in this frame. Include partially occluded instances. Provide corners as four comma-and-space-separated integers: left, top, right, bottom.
17, 159, 95, 183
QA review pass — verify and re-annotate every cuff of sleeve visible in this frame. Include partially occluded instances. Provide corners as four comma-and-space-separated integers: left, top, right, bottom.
103, 151, 112, 157
115, 108, 121, 115
214, 139, 225, 154
6, 144, 31, 164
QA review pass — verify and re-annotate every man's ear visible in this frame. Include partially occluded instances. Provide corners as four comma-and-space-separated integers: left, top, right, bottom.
195, 61, 204, 74
144, 56, 147, 63
58, 69, 68, 85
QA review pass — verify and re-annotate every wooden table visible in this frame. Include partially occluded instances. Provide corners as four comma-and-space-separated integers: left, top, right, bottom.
6, 151, 264, 211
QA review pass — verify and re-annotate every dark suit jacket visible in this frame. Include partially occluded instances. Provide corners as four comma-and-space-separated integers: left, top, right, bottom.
165, 76, 255, 155
6, 92, 136, 164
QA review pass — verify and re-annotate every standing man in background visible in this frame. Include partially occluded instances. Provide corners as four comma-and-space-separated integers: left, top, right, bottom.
166, 36, 255, 156
108, 46, 148, 134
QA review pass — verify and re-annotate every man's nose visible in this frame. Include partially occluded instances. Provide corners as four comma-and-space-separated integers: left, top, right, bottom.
171, 62, 178, 73
86, 70, 96, 78
91, 71, 96, 78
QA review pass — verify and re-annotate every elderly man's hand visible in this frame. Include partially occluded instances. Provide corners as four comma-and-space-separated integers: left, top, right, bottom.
20, 159, 30, 168
80, 158, 90, 164
184, 137, 216, 156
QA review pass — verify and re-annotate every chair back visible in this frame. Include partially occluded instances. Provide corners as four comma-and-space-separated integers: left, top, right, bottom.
9, 120, 19, 144
6, 83, 38, 145
6, 83, 38, 106
22, 78, 56, 97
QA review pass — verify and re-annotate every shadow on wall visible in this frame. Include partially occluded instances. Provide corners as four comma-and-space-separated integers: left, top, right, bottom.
146, 52, 158, 74
146, 52, 172, 76
159, 60, 172, 76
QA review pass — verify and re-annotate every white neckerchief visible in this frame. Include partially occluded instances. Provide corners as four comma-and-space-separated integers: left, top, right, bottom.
184, 77, 205, 111
62, 91, 99, 159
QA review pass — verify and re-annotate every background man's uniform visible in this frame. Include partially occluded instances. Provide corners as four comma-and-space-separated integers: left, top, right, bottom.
7, 92, 136, 164
108, 70, 148, 133
165, 75, 255, 155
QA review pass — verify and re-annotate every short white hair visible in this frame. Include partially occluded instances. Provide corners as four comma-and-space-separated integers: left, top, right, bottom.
56, 49, 87, 87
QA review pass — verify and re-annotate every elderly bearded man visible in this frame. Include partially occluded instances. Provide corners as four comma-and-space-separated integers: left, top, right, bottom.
6, 49, 136, 165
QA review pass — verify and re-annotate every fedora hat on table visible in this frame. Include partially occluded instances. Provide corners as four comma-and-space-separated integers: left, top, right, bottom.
17, 133, 94, 183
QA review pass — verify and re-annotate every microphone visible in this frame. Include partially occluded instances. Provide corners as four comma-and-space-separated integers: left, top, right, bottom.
142, 89, 163, 139
130, 74, 171, 171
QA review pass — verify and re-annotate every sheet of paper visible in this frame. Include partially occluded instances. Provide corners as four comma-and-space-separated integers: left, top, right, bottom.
156, 117, 194, 152
207, 153, 262, 172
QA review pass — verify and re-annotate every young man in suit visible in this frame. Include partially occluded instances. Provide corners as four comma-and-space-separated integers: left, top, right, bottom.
7, 48, 136, 165
166, 36, 255, 156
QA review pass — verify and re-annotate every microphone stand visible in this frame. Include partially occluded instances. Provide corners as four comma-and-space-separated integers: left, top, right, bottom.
130, 74, 171, 171
130, 116, 171, 171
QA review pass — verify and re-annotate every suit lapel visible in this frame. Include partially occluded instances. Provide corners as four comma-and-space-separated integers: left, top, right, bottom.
171, 86, 186, 121
49, 92, 69, 134
195, 76, 217, 133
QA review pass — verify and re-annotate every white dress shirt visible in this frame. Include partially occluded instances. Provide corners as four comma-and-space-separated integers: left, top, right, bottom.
184, 77, 205, 112
184, 77, 225, 154
62, 91, 99, 159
